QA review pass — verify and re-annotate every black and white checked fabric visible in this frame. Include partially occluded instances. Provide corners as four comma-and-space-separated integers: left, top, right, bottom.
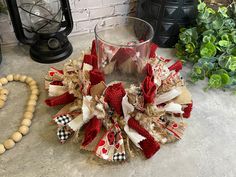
113, 152, 126, 161
54, 114, 72, 126
57, 127, 71, 141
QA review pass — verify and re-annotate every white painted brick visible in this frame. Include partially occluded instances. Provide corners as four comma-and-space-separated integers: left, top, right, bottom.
74, 0, 103, 9
71, 29, 90, 35
114, 4, 130, 15
69, 0, 76, 12
90, 7, 114, 19
70, 22, 79, 33
72, 8, 90, 21
102, 0, 128, 6
76, 19, 100, 32
100, 16, 127, 26
1, 0, 138, 45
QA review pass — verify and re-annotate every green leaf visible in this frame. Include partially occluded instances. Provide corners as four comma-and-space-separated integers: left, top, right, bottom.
224, 19, 235, 28
221, 34, 230, 41
197, 1, 206, 12
185, 42, 195, 53
179, 28, 186, 33
203, 35, 216, 43
218, 55, 236, 72
202, 29, 214, 36
218, 7, 228, 18
230, 47, 236, 55
200, 42, 217, 57
220, 73, 230, 85
231, 31, 236, 43
207, 7, 216, 14
208, 74, 222, 88
228, 56, 236, 71
218, 40, 231, 47
212, 17, 223, 29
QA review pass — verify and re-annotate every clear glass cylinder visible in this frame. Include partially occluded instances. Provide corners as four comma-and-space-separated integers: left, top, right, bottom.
94, 16, 154, 76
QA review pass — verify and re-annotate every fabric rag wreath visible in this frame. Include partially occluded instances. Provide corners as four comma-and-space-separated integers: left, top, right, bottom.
44, 40, 193, 162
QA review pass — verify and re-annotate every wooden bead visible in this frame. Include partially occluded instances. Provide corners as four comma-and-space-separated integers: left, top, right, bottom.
21, 119, 31, 127
0, 74, 38, 153
1, 89, 9, 95
13, 74, 21, 81
32, 89, 39, 95
3, 139, 15, 149
19, 126, 29, 135
26, 105, 35, 113
6, 74, 14, 81
11, 132, 23, 142
29, 94, 38, 101
19, 75, 27, 82
29, 80, 37, 86
0, 78, 8, 85
26, 77, 33, 84
0, 95, 7, 101
0, 144, 6, 154
23, 111, 33, 120
30, 85, 38, 90
0, 100, 5, 108
28, 100, 37, 106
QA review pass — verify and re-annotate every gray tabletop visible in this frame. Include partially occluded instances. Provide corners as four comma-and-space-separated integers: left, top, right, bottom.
0, 34, 235, 177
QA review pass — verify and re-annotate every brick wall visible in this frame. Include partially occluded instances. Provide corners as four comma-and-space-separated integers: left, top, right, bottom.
0, 0, 137, 45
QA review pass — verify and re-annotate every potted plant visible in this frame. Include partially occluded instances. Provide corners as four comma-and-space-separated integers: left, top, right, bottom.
175, 1, 236, 91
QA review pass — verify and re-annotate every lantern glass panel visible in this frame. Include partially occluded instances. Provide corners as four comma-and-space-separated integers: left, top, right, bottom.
18, 0, 62, 34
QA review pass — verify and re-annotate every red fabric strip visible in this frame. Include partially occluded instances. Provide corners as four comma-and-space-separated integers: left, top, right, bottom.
82, 116, 102, 146
91, 40, 97, 56
149, 43, 158, 58
45, 91, 76, 107
50, 67, 64, 75
145, 63, 153, 77
50, 81, 63, 86
182, 102, 193, 118
89, 69, 105, 85
83, 54, 98, 69
104, 83, 126, 116
168, 60, 183, 72
174, 102, 193, 118
128, 118, 160, 159
141, 76, 157, 104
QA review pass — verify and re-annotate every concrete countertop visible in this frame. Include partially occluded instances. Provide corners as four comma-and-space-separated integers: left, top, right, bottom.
0, 34, 236, 177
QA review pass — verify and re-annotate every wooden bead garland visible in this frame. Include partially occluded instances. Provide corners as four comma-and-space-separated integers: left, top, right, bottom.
0, 74, 39, 155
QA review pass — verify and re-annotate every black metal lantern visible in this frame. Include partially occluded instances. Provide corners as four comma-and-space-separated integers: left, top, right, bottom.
6, 0, 73, 63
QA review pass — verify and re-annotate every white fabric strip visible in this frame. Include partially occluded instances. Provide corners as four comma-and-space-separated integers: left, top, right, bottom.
67, 114, 84, 131
82, 96, 94, 123
155, 88, 181, 105
164, 102, 183, 114
45, 80, 50, 90
122, 94, 134, 122
83, 63, 93, 71
48, 85, 67, 97
124, 124, 146, 149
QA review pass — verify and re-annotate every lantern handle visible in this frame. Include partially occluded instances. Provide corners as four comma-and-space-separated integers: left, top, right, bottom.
6, 0, 35, 45
60, 0, 73, 36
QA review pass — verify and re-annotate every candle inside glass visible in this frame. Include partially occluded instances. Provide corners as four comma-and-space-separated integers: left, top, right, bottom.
94, 16, 154, 86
